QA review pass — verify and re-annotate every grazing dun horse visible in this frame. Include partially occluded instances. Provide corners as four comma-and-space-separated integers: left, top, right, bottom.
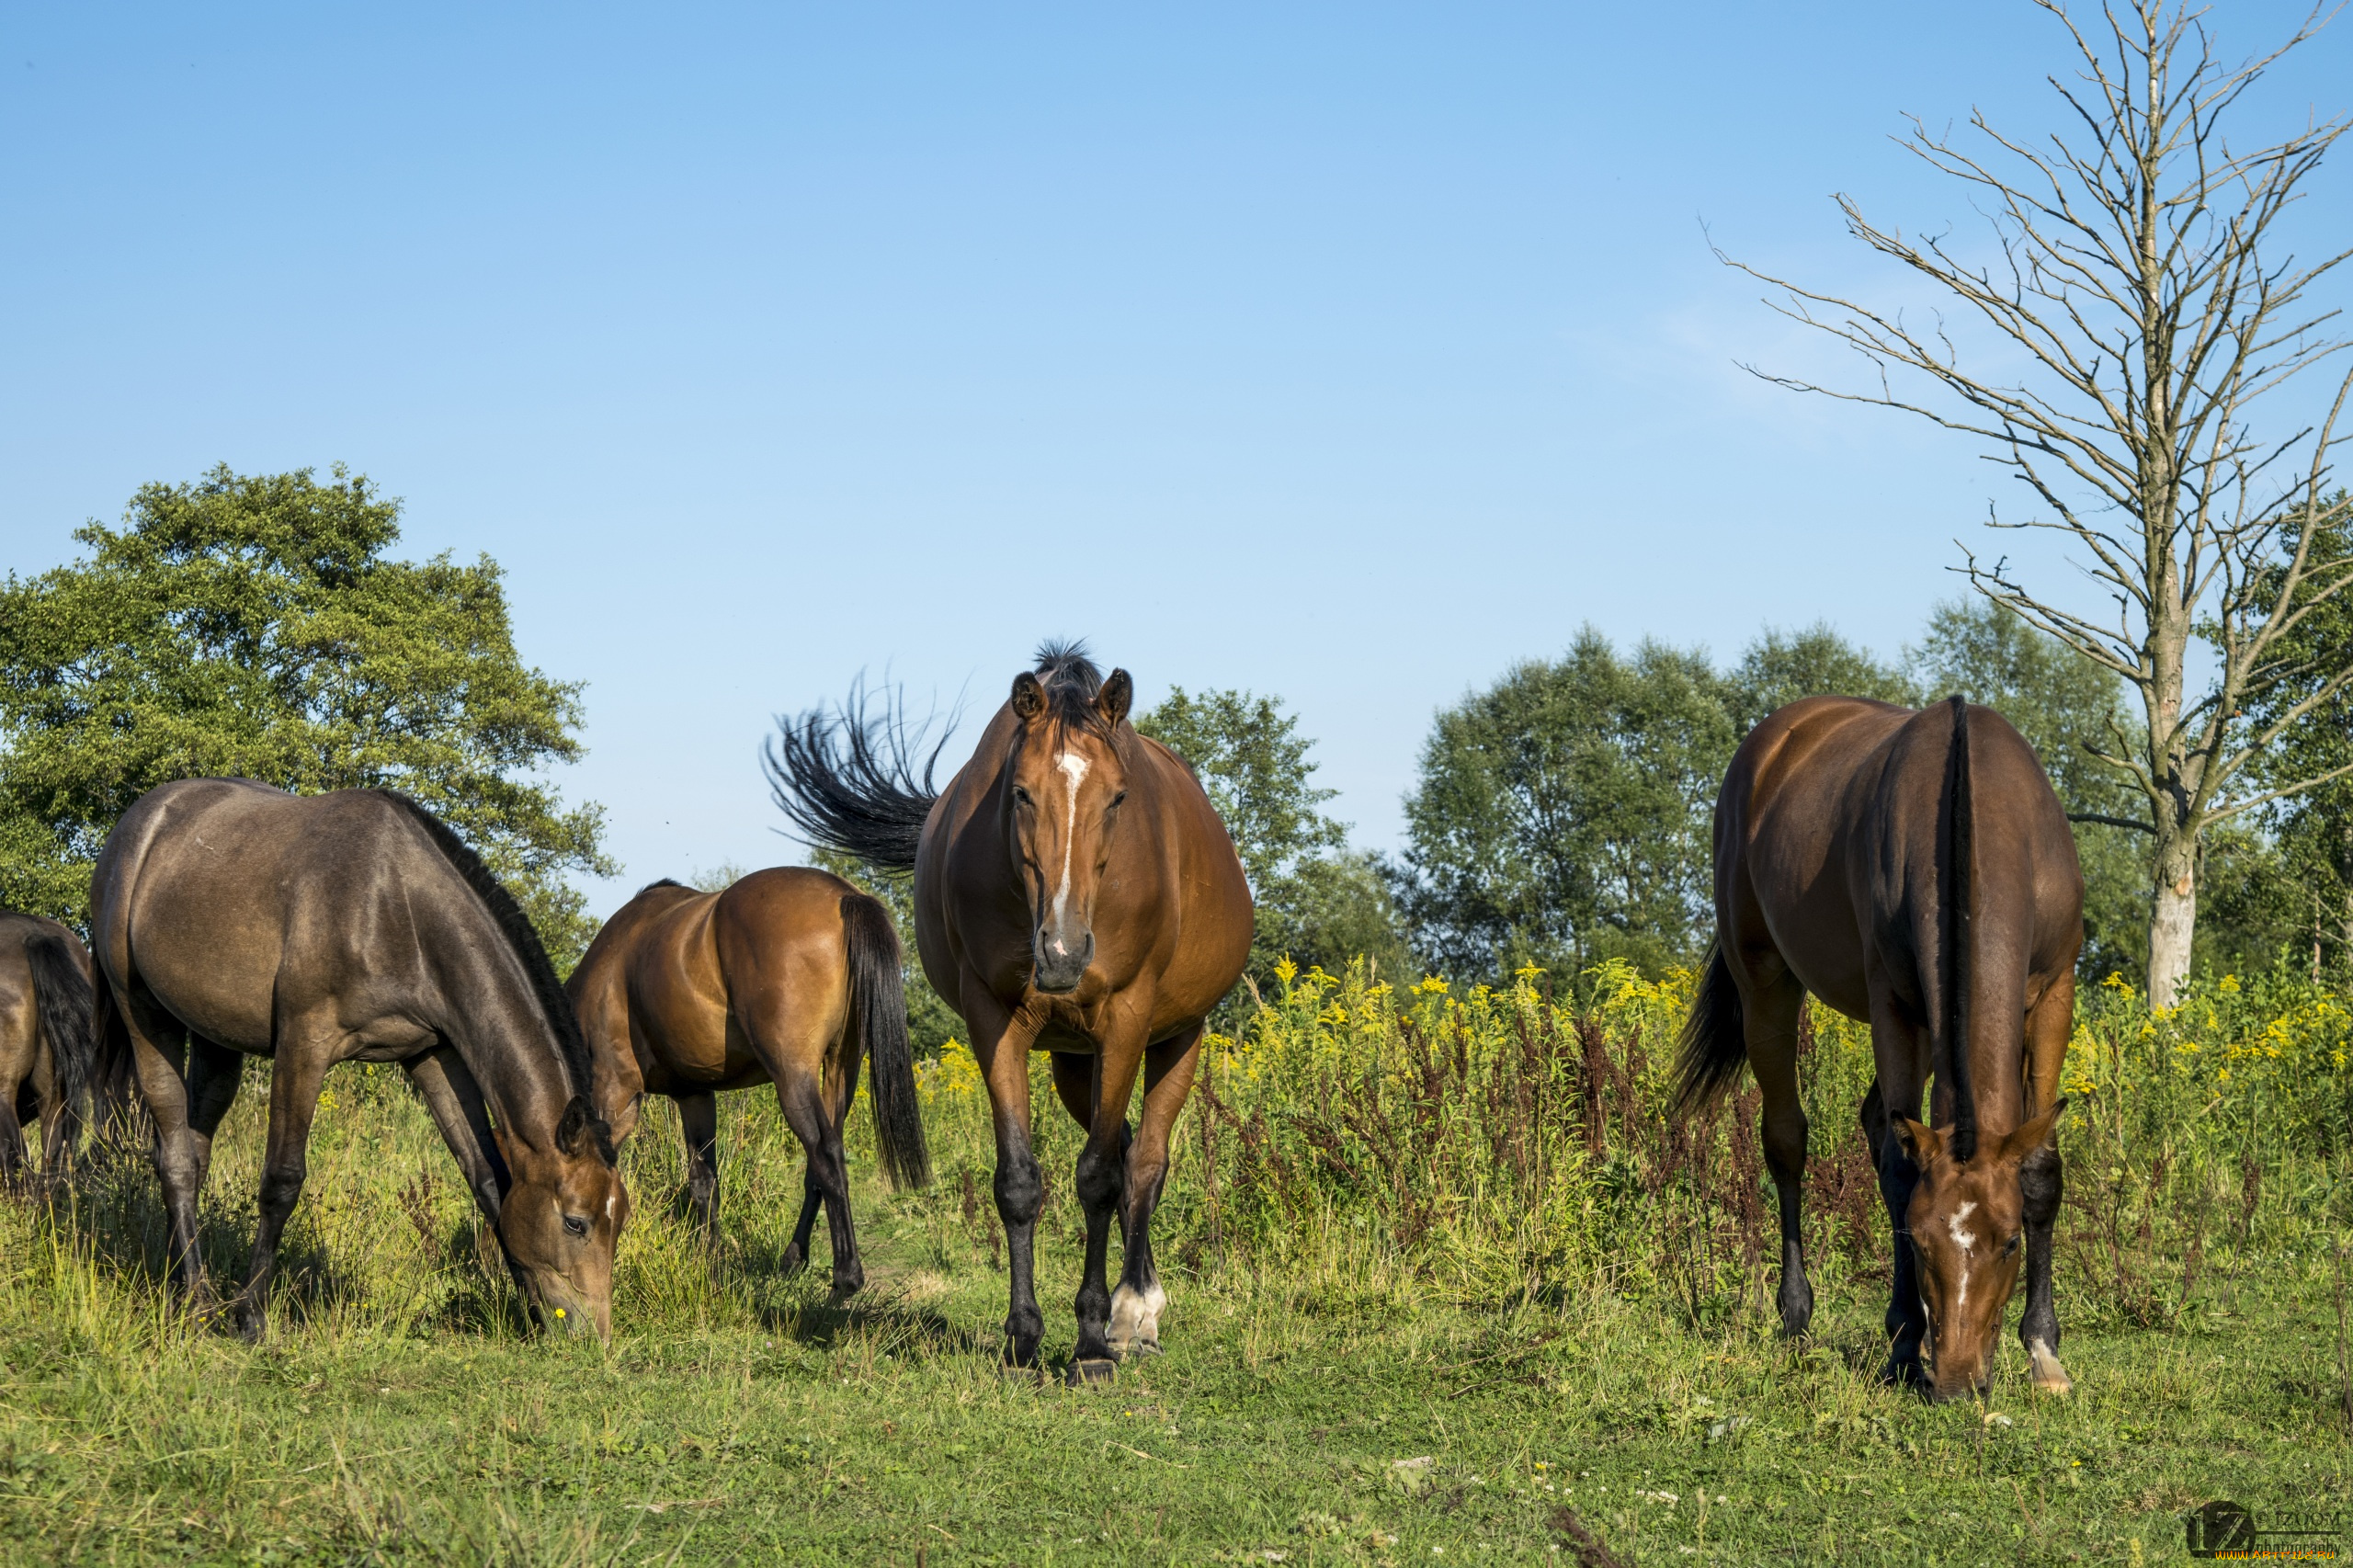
91, 779, 629, 1341
1676, 696, 2077, 1401
567, 867, 929, 1295
0, 910, 97, 1176
769, 642, 1253, 1380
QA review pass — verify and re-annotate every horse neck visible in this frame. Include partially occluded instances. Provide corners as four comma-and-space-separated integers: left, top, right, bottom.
421, 911, 578, 1158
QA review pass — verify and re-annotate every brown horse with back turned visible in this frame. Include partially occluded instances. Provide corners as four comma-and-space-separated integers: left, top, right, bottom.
1677, 696, 2077, 1402
0, 910, 97, 1176
770, 642, 1253, 1380
566, 868, 929, 1295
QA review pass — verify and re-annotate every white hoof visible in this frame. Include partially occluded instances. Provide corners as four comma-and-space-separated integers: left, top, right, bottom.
1107, 1280, 1166, 1358
2027, 1336, 2072, 1393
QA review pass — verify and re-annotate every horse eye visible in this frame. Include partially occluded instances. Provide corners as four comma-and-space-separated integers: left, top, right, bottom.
1109, 790, 1128, 808
563, 1215, 588, 1239
2004, 1233, 2022, 1257
1012, 786, 1033, 806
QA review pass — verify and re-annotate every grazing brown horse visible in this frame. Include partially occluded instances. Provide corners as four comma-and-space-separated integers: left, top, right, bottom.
0, 910, 96, 1176
567, 868, 928, 1294
770, 642, 1253, 1379
1677, 696, 2077, 1402
90, 779, 629, 1341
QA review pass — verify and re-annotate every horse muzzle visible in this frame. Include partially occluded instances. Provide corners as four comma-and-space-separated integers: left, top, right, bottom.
1033, 929, 1094, 994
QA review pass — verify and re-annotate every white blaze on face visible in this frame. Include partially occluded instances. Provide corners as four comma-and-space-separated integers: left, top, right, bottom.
1050, 750, 1090, 946
1949, 1199, 1979, 1311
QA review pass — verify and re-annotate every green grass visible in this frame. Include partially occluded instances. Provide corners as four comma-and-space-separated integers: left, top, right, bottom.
0, 1059, 2349, 1566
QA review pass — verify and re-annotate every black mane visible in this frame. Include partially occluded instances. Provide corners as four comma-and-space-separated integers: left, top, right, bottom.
1033, 638, 1111, 737
372, 791, 605, 1145
642, 877, 690, 893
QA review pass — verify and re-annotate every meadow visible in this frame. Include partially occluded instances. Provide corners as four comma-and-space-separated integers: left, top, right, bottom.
1, 961, 2349, 1564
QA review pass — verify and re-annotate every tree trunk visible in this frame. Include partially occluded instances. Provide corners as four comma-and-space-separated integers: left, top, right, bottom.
2147, 830, 2198, 1008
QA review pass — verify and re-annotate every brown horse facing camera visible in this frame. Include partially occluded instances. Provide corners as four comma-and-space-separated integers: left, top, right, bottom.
90, 780, 629, 1342
565, 868, 929, 1294
0, 909, 97, 1176
770, 642, 1253, 1381
1677, 696, 2078, 1403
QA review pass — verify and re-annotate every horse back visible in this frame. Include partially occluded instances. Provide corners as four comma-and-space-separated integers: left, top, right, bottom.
93, 780, 468, 1056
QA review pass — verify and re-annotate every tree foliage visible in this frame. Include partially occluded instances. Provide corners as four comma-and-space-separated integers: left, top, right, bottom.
0, 466, 614, 969
1135, 687, 1406, 987
1395, 631, 1733, 981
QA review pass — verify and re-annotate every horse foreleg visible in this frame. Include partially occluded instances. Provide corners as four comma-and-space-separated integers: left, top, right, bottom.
234, 1041, 332, 1342
968, 987, 1046, 1368
0, 1077, 27, 1183
404, 1046, 510, 1225
1109, 1025, 1199, 1359
2019, 973, 2074, 1393
1859, 1076, 1927, 1387
1070, 1028, 1146, 1380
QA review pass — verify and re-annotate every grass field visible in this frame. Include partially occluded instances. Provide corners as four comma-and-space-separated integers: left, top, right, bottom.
2, 967, 2350, 1564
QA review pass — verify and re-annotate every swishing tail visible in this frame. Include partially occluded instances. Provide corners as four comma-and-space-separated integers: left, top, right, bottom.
765, 678, 948, 874
1673, 940, 1749, 1114
841, 892, 931, 1190
1940, 694, 1978, 1164
24, 934, 93, 1153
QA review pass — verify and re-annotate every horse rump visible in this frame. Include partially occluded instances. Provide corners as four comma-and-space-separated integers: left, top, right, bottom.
1672, 940, 1748, 1113
841, 892, 931, 1189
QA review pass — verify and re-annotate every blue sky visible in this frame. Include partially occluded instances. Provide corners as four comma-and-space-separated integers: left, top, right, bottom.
3, 3, 2345, 912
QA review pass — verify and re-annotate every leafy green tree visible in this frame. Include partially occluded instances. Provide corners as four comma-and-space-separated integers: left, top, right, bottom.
1727, 621, 1916, 733
1134, 687, 1404, 988
0, 466, 615, 970
1394, 629, 1733, 983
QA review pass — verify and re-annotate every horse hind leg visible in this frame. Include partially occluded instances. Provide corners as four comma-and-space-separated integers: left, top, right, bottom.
675, 1091, 721, 1237
1742, 969, 1813, 1339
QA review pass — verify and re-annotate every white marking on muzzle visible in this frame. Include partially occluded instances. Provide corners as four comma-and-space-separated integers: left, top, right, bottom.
1050, 751, 1089, 949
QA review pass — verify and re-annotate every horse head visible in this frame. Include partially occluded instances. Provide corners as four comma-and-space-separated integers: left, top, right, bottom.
1003, 662, 1134, 994
1894, 1099, 2064, 1402
494, 1094, 631, 1342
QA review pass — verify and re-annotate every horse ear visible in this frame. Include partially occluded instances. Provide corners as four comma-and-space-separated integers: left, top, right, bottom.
1893, 1117, 1941, 1172
557, 1095, 589, 1155
1011, 671, 1046, 721
1097, 668, 1133, 726
1999, 1097, 2066, 1162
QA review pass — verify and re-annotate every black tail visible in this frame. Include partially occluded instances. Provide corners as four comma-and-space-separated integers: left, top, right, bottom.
85, 968, 142, 1143
842, 892, 931, 1190
766, 678, 949, 874
1940, 694, 1978, 1164
1673, 940, 1749, 1114
23, 934, 93, 1155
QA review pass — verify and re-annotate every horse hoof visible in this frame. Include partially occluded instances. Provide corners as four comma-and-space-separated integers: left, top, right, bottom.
779, 1244, 808, 1278
1065, 1358, 1118, 1390
2027, 1338, 2072, 1394
1877, 1357, 1927, 1390
1123, 1336, 1163, 1360
828, 1278, 863, 1305
999, 1361, 1045, 1388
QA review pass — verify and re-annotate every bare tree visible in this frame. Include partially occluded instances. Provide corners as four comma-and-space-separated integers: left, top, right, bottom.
1728, 1, 2353, 1003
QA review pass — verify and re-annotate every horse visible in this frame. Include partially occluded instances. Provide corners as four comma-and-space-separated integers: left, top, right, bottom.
0, 910, 97, 1176
1675, 695, 2077, 1402
768, 642, 1253, 1380
566, 867, 928, 1294
88, 779, 630, 1342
